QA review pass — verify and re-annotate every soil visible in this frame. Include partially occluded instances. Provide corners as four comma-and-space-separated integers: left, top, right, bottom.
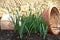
0, 30, 60, 40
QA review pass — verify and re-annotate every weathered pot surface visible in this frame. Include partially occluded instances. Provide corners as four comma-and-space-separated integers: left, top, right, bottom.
42, 6, 60, 35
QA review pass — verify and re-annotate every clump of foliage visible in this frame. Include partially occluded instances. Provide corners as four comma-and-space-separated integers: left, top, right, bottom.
21, 9, 34, 36
21, 8, 48, 40
9, 10, 24, 39
39, 15, 48, 40
9, 8, 48, 40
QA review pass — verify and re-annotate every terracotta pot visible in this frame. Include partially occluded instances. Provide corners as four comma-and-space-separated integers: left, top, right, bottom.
42, 6, 60, 35
0, 17, 1, 29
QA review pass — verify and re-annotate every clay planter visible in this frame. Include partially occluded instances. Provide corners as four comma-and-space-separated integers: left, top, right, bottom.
0, 17, 1, 29
1, 14, 14, 30
42, 6, 60, 35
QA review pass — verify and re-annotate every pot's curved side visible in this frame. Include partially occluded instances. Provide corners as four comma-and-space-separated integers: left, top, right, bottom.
42, 6, 59, 35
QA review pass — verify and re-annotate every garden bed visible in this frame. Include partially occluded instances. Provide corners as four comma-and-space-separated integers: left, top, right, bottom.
1, 30, 60, 40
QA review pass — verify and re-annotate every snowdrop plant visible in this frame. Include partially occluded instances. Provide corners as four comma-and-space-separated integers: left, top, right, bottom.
9, 9, 24, 39
39, 14, 48, 40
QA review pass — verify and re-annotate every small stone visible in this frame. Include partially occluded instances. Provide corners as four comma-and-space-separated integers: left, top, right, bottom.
26, 36, 27, 38
11, 34, 13, 36
10, 31, 13, 33
7, 34, 9, 36
37, 33, 40, 35
7, 38, 10, 40
17, 36, 19, 39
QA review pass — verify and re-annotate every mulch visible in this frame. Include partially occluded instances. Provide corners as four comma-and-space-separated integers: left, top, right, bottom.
0, 30, 60, 40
